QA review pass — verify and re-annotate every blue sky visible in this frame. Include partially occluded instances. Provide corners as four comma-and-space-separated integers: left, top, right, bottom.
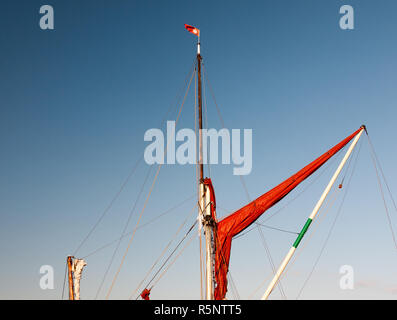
1, 0, 397, 299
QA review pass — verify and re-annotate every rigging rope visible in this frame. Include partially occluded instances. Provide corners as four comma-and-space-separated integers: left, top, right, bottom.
296, 138, 362, 299
366, 134, 397, 251
72, 58, 197, 256
80, 195, 195, 259
105, 67, 196, 299
248, 273, 273, 300
73, 157, 142, 256
213, 231, 241, 300
149, 229, 196, 293
202, 64, 226, 129
257, 226, 287, 299
136, 219, 198, 299
95, 165, 153, 299
256, 222, 299, 235
246, 148, 346, 299
202, 63, 251, 207
61, 257, 67, 300
130, 203, 198, 299
199, 62, 366, 301
216, 205, 299, 236
227, 269, 241, 300
202, 64, 278, 299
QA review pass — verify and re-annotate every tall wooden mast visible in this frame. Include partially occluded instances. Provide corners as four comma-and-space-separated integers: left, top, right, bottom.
197, 39, 204, 181
196, 33, 215, 300
67, 256, 75, 300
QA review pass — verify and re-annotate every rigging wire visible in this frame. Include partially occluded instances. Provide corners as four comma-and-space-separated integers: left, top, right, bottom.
296, 138, 362, 299
247, 187, 339, 300
199, 88, 347, 299
367, 135, 397, 213
202, 63, 273, 299
200, 61, 366, 300
202, 64, 226, 129
217, 206, 299, 236
149, 228, 197, 293
246, 148, 346, 299
212, 227, 241, 300
73, 157, 142, 256
105, 66, 196, 299
135, 219, 198, 299
130, 203, 198, 299
256, 222, 299, 236
72, 58, 197, 257
61, 257, 68, 300
252, 180, 341, 300
248, 273, 273, 300
94, 165, 154, 299
80, 194, 195, 259
227, 270, 241, 300
242, 132, 394, 300
257, 226, 287, 299
366, 134, 397, 251
159, 58, 197, 127
202, 63, 251, 205
283, 185, 340, 279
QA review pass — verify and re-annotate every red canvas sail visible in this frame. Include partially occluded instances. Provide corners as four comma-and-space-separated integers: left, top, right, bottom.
213, 127, 363, 300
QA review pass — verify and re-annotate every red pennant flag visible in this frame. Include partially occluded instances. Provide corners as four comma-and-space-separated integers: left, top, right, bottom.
185, 24, 200, 37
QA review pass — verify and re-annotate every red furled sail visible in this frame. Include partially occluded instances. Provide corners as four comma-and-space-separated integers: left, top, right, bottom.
213, 127, 363, 300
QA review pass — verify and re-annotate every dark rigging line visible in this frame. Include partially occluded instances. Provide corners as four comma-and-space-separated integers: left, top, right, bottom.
202, 63, 245, 300
255, 222, 299, 235
80, 194, 195, 259
367, 136, 397, 214
149, 229, 197, 294
136, 220, 198, 299
130, 203, 198, 299
227, 270, 241, 300
95, 165, 154, 299
202, 64, 226, 129
257, 226, 287, 299
202, 63, 251, 204
72, 58, 197, 257
216, 206, 299, 235
73, 157, 142, 256
366, 135, 397, 251
106, 67, 196, 299
61, 257, 67, 300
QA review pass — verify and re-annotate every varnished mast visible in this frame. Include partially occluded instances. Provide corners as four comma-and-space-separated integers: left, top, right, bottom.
67, 256, 75, 300
196, 32, 215, 300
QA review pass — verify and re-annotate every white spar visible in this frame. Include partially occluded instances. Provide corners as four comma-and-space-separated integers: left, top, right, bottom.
261, 127, 365, 300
